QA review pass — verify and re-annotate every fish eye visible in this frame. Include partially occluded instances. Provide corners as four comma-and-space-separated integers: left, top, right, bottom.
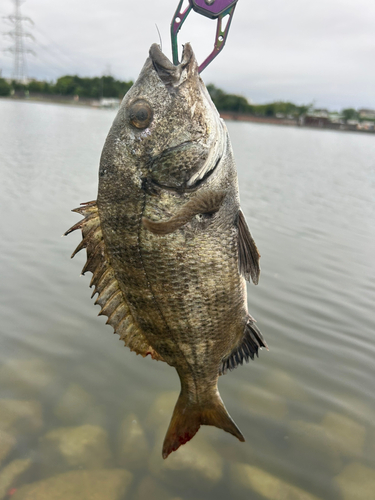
129, 100, 153, 129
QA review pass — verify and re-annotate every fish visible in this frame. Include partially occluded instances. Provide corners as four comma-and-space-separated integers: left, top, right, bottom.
65, 42, 267, 459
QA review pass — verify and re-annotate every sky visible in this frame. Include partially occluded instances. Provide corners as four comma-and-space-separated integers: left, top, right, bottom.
0, 0, 374, 110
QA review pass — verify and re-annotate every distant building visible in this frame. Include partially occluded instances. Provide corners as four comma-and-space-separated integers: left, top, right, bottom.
357, 121, 374, 131
304, 115, 330, 127
310, 109, 329, 118
358, 109, 375, 120
98, 98, 120, 109
328, 112, 343, 124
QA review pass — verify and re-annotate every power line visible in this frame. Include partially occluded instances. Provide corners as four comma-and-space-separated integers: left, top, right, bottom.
32, 25, 86, 69
3, 0, 35, 82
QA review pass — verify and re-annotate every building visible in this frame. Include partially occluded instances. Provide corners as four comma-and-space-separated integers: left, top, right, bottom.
358, 109, 375, 120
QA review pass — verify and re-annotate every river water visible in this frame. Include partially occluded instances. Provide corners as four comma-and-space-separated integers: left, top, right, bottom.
0, 99, 374, 500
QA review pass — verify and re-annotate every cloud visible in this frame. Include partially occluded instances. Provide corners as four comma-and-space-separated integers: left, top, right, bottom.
0, 0, 374, 109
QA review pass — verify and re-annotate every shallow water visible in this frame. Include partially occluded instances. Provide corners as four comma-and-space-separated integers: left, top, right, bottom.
0, 99, 374, 500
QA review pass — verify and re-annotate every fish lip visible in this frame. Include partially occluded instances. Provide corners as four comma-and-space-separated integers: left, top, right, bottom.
149, 43, 196, 85
149, 44, 176, 73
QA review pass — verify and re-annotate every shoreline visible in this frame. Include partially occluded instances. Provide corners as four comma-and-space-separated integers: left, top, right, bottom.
219, 111, 375, 134
1, 96, 374, 134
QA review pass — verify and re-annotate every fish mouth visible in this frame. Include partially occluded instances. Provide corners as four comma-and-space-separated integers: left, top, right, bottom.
149, 43, 197, 86
148, 42, 226, 190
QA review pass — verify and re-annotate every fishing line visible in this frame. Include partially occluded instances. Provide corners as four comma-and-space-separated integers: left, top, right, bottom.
155, 23, 162, 51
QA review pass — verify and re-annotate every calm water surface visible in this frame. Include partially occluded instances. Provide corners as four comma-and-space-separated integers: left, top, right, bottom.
0, 99, 374, 499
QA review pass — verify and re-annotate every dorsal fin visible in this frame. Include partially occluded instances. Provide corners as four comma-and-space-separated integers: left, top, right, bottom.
64, 201, 164, 362
237, 210, 261, 285
220, 318, 268, 375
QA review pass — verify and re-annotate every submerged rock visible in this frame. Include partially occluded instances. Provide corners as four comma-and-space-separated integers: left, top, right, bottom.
321, 412, 365, 458
0, 459, 32, 500
334, 462, 375, 500
11, 469, 132, 500
231, 463, 323, 500
117, 413, 149, 469
0, 359, 55, 397
263, 369, 309, 402
134, 476, 177, 500
339, 395, 375, 426
39, 424, 111, 475
149, 430, 223, 488
0, 430, 16, 466
145, 391, 179, 431
239, 385, 288, 420
53, 383, 96, 424
287, 420, 342, 474
0, 399, 43, 435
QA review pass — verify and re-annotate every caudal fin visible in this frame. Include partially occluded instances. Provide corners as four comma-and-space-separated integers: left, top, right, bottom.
162, 389, 244, 459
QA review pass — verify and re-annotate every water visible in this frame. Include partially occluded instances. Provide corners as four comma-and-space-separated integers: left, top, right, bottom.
0, 99, 374, 500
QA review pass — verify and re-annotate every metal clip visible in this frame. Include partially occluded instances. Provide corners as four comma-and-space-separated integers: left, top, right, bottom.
171, 0, 238, 73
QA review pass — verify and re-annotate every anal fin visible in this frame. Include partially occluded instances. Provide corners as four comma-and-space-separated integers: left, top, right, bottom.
220, 318, 268, 375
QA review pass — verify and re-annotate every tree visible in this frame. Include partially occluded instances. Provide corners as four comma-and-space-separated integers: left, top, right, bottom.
342, 108, 358, 122
54, 76, 78, 95
0, 78, 11, 96
207, 84, 252, 113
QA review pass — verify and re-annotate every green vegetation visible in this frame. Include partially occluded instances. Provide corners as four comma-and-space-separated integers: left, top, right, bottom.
3, 75, 133, 99
342, 108, 359, 121
53, 75, 133, 98
1, 77, 310, 116
0, 78, 11, 96
206, 84, 311, 118
2, 77, 372, 126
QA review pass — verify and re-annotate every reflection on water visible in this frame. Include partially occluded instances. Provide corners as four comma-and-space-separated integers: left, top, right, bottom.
0, 99, 374, 499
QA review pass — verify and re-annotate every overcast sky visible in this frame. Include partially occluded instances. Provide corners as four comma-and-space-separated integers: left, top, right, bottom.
0, 0, 374, 110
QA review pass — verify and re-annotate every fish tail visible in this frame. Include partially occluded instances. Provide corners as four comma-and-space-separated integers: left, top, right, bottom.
162, 388, 244, 459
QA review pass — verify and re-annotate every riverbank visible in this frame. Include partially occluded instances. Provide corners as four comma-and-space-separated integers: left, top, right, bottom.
219, 111, 375, 134
2, 95, 374, 133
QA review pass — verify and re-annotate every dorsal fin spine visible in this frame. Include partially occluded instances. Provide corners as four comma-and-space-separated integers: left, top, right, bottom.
81, 240, 104, 275
99, 290, 122, 317
66, 201, 165, 362
91, 268, 114, 298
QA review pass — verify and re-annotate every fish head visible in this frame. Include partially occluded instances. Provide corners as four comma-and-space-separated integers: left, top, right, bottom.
99, 43, 226, 191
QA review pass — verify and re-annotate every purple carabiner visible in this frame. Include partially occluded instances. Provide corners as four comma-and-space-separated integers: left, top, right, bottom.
171, 0, 239, 72
190, 0, 238, 19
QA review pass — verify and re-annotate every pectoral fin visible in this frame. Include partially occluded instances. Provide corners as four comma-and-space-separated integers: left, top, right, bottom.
143, 190, 226, 236
237, 210, 261, 285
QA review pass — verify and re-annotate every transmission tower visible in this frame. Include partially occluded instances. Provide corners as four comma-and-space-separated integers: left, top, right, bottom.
3, 0, 35, 82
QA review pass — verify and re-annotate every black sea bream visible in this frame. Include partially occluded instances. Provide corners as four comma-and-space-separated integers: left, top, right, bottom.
65, 43, 267, 458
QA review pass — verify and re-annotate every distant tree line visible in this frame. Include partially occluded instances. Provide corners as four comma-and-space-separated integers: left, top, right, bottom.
0, 75, 133, 99
206, 84, 311, 118
341, 108, 359, 121
0, 77, 369, 122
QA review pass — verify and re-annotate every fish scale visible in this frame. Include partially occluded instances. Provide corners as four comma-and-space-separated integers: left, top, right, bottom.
65, 42, 267, 458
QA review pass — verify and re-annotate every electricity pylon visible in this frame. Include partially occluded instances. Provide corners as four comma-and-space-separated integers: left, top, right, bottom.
3, 0, 35, 82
